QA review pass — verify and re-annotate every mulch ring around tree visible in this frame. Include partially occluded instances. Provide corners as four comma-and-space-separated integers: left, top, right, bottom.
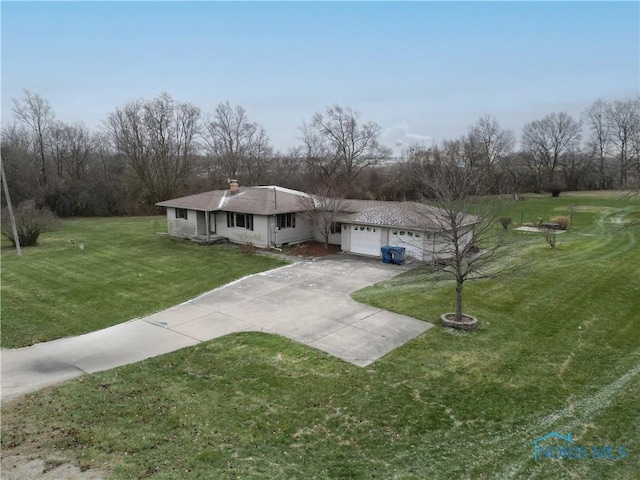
441, 313, 479, 330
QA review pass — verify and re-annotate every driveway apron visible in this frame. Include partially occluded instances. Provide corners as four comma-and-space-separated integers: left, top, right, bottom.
1, 256, 432, 401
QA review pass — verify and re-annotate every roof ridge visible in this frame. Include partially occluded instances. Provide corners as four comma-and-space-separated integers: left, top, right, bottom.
253, 185, 311, 198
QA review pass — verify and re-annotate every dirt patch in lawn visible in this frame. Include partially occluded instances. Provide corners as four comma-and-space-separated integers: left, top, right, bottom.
1, 455, 107, 480
281, 241, 341, 258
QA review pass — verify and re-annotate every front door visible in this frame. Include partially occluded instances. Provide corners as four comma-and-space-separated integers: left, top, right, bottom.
196, 211, 206, 236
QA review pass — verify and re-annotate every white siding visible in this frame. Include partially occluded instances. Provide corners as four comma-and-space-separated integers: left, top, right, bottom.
166, 208, 198, 237
429, 225, 474, 262
389, 229, 427, 260
215, 212, 269, 247
273, 214, 314, 246
210, 212, 314, 248
341, 226, 350, 251
311, 226, 342, 245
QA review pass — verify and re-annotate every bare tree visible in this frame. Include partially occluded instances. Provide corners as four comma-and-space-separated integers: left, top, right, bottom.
498, 151, 531, 200
522, 112, 582, 190
263, 148, 305, 190
298, 188, 352, 250
12, 90, 55, 186
395, 143, 441, 200
47, 121, 70, 179
607, 99, 639, 187
631, 98, 640, 187
583, 99, 613, 189
561, 151, 594, 191
436, 135, 484, 173
439, 138, 463, 166
46, 121, 94, 182
301, 105, 391, 187
243, 126, 273, 185
404, 143, 440, 168
65, 123, 94, 183
202, 101, 272, 185
104, 92, 201, 205
92, 131, 122, 186
0, 123, 39, 205
299, 121, 340, 183
468, 115, 515, 189
419, 161, 514, 326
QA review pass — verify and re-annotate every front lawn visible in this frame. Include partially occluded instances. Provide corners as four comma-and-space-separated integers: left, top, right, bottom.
1, 194, 639, 479
0, 217, 286, 348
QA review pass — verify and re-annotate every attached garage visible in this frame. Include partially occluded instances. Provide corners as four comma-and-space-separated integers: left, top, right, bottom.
337, 201, 477, 262
349, 225, 382, 257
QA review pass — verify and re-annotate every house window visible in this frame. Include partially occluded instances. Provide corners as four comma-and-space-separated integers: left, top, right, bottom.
276, 213, 296, 229
330, 222, 342, 234
227, 212, 254, 231
175, 208, 188, 220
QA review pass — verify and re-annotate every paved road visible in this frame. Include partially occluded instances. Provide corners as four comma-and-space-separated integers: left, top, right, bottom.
1, 256, 432, 402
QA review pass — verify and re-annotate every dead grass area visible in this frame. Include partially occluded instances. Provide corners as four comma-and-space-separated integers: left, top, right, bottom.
281, 241, 341, 258
563, 190, 632, 198
1, 455, 107, 480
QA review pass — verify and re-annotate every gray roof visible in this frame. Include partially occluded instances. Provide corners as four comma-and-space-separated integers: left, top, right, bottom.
156, 186, 310, 215
156, 190, 228, 211
157, 186, 477, 230
336, 201, 478, 230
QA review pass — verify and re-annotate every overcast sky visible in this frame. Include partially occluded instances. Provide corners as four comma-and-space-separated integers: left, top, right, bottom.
2, 1, 638, 154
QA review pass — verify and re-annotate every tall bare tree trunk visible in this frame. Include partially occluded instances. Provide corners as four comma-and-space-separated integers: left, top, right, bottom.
455, 279, 464, 321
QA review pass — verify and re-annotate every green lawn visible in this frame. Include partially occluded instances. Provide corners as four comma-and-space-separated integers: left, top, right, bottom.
2, 194, 639, 479
0, 216, 286, 348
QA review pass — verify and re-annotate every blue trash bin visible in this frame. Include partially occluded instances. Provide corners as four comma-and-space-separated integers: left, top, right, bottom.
391, 246, 406, 265
381, 246, 392, 263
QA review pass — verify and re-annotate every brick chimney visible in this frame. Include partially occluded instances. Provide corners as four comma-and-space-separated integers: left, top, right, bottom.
229, 179, 239, 193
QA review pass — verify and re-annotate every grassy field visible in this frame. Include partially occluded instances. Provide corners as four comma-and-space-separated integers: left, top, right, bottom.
0, 216, 286, 348
1, 193, 639, 479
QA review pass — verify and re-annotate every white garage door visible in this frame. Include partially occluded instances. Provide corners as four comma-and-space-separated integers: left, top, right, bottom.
350, 225, 381, 256
390, 230, 425, 260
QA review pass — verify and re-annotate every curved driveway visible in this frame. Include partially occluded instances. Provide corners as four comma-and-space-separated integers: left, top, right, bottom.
1, 256, 432, 402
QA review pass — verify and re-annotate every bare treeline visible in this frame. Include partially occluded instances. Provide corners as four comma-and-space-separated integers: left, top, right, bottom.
2, 91, 639, 216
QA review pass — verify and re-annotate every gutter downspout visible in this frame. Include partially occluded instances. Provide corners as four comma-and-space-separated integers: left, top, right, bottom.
274, 217, 279, 247
271, 215, 282, 251
270, 188, 282, 251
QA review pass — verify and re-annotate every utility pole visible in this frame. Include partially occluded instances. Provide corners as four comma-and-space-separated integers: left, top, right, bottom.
0, 153, 22, 256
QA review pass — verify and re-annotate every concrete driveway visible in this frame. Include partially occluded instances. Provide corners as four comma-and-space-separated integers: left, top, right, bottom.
1, 256, 432, 402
